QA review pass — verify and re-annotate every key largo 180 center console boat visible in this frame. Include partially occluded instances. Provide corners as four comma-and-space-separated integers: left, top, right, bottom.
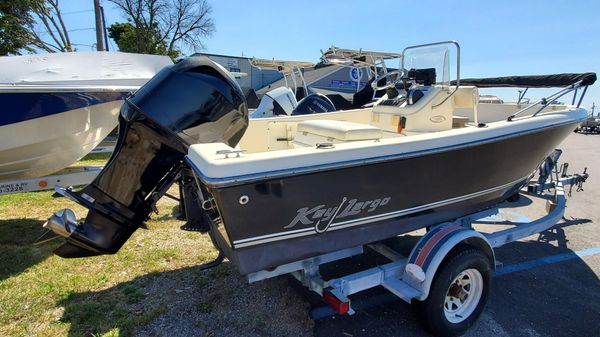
44, 41, 595, 335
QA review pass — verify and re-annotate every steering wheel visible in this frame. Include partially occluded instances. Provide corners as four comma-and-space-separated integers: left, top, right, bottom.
371, 70, 402, 91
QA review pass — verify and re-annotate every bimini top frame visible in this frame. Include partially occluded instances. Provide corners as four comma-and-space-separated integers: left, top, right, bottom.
250, 57, 315, 97
455, 72, 597, 121
321, 46, 402, 68
321, 46, 403, 97
250, 58, 315, 73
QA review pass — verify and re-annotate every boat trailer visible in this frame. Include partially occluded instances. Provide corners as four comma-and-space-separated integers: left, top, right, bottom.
243, 149, 588, 336
0, 166, 103, 196
0, 140, 116, 196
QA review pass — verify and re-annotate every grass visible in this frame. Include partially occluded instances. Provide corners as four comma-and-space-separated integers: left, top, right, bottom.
0, 154, 222, 337
71, 153, 112, 167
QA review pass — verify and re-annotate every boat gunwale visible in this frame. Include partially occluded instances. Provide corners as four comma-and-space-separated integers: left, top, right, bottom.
187, 110, 586, 188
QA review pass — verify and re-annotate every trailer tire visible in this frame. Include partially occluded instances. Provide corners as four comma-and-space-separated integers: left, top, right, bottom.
413, 248, 491, 337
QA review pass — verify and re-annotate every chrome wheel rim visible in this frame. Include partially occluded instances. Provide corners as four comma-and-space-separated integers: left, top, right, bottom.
443, 268, 483, 324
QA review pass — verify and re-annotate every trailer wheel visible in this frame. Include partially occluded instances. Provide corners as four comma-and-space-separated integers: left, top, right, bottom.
413, 248, 491, 337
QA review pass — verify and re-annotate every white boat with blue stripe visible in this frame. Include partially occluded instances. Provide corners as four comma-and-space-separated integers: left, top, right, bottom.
0, 51, 172, 180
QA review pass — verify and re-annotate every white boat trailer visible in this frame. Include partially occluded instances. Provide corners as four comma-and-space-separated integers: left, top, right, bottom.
89, 136, 117, 154
0, 136, 117, 196
246, 149, 588, 336
0, 138, 116, 195
0, 166, 102, 196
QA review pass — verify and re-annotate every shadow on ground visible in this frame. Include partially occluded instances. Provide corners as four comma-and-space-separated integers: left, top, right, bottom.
536, 216, 591, 248
58, 261, 313, 337
0, 218, 58, 281
57, 265, 203, 337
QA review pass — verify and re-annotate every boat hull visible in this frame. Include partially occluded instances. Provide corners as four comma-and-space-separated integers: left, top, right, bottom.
204, 122, 577, 274
0, 99, 122, 180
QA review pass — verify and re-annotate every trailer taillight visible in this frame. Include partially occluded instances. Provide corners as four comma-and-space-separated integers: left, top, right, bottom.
323, 288, 350, 315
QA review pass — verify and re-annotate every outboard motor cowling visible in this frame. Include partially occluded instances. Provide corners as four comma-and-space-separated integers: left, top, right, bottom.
45, 57, 248, 258
291, 93, 336, 115
249, 87, 297, 118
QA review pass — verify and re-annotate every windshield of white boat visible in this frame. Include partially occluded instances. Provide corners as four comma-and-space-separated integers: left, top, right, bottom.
403, 45, 451, 88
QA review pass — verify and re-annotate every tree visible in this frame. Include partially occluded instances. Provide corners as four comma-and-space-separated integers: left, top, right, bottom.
107, 22, 138, 53
109, 0, 215, 57
108, 21, 178, 58
0, 1, 37, 55
29, 0, 73, 52
1, 0, 75, 55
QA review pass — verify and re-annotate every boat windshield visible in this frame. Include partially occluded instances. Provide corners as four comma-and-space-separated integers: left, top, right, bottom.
403, 44, 451, 88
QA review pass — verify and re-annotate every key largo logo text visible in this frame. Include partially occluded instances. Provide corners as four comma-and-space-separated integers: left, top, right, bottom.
285, 196, 391, 233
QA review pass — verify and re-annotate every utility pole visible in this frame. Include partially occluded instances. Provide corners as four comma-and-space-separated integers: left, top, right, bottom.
94, 0, 105, 51
100, 5, 109, 51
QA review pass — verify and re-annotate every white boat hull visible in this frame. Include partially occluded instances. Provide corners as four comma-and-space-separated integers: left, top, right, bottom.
0, 100, 121, 180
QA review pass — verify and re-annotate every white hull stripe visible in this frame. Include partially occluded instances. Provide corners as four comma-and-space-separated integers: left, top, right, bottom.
232, 176, 528, 248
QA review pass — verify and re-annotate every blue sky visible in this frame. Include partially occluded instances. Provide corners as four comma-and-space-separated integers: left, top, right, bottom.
57, 0, 600, 108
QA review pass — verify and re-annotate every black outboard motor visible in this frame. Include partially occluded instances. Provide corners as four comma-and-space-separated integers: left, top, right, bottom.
45, 57, 248, 258
291, 93, 336, 115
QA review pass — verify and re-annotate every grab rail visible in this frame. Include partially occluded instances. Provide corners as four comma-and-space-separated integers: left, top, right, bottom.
401, 41, 460, 108
282, 65, 308, 98
507, 80, 588, 121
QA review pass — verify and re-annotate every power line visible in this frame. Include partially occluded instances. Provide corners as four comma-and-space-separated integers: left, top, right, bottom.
71, 43, 95, 47
34, 28, 95, 38
68, 28, 96, 32
108, 36, 117, 51
62, 9, 94, 15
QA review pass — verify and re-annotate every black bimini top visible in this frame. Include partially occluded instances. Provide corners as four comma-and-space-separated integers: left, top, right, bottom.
452, 72, 596, 88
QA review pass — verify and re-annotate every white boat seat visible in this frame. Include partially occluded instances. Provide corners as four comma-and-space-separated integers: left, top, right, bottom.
297, 120, 383, 141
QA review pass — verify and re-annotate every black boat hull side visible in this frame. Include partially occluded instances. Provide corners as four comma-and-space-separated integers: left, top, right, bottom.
222, 185, 520, 275
204, 122, 577, 274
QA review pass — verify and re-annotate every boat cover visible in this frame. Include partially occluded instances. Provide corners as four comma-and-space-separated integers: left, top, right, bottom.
453, 72, 596, 88
0, 51, 172, 87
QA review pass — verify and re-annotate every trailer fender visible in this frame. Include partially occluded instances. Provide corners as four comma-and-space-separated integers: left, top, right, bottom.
403, 225, 494, 301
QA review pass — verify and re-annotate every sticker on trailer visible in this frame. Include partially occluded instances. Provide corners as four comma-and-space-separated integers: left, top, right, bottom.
0, 182, 29, 194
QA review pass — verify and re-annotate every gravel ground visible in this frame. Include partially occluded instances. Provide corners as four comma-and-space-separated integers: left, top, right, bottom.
133, 194, 313, 336
135, 263, 313, 337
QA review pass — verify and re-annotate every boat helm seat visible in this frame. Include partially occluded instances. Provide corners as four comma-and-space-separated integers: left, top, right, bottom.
293, 120, 382, 147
